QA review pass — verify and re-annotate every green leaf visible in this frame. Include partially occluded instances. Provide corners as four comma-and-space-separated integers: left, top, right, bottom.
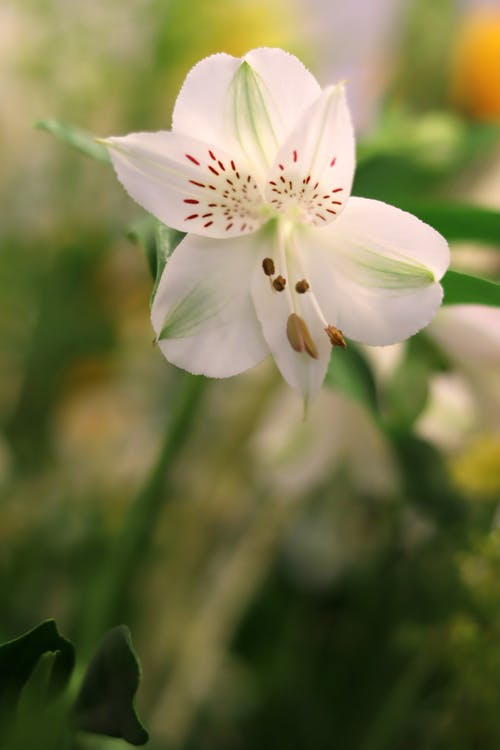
127, 216, 158, 280
151, 223, 185, 304
0, 620, 75, 734
399, 202, 500, 246
75, 626, 149, 746
35, 120, 111, 164
442, 270, 500, 307
325, 344, 379, 421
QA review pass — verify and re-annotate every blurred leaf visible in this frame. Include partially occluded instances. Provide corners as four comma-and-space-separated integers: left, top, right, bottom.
0, 620, 74, 733
400, 202, 500, 245
35, 120, 111, 164
75, 626, 149, 746
325, 344, 379, 421
442, 270, 500, 306
127, 215, 158, 279
151, 223, 185, 303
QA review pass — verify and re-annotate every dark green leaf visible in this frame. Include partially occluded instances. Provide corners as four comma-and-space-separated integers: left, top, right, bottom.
325, 344, 379, 421
0, 620, 75, 733
75, 626, 149, 746
35, 120, 111, 164
442, 270, 500, 307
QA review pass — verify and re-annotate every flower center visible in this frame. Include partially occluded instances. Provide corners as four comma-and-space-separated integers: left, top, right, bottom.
262, 224, 347, 359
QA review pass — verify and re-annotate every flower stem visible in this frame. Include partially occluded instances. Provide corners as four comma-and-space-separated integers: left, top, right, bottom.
79, 373, 207, 655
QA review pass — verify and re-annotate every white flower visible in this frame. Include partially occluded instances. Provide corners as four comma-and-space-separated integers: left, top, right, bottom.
102, 47, 449, 404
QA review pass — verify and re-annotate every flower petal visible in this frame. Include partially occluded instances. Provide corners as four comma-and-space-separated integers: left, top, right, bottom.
264, 84, 355, 226
294, 197, 449, 345
104, 131, 265, 238
250, 233, 331, 405
151, 233, 268, 377
172, 48, 321, 178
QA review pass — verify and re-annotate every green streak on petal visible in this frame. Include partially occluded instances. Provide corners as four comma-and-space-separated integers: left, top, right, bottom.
230, 61, 278, 169
158, 283, 233, 340
340, 242, 435, 291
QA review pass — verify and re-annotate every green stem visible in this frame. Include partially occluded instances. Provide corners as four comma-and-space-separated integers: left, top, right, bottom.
80, 373, 207, 655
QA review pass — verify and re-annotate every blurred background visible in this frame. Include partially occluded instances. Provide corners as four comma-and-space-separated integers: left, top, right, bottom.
2, 0, 500, 747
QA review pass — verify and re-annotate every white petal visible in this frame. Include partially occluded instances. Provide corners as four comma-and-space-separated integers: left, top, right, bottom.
264, 84, 355, 226
172, 48, 321, 178
250, 236, 331, 405
151, 233, 268, 377
294, 197, 449, 345
104, 131, 265, 239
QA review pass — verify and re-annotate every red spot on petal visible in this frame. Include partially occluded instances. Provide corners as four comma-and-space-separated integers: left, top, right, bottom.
326, 209, 337, 215
202, 213, 213, 218
332, 187, 343, 193
278, 164, 284, 170
204, 221, 214, 228
230, 160, 236, 170
293, 150, 297, 162
189, 180, 205, 187
184, 198, 199, 204
185, 214, 199, 220
186, 154, 200, 165
331, 201, 342, 205
247, 175, 251, 183
269, 181, 277, 186
208, 185, 216, 190
330, 157, 336, 167
208, 166, 219, 176
218, 160, 225, 170
241, 223, 247, 231
209, 150, 216, 160
315, 213, 326, 221
226, 223, 233, 230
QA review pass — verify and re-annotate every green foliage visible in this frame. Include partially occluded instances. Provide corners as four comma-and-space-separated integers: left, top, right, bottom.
442, 270, 500, 307
36, 120, 111, 164
75, 626, 149, 746
0, 620, 74, 737
0, 622, 148, 749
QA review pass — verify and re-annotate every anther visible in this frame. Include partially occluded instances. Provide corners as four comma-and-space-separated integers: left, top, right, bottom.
295, 279, 310, 294
262, 257, 275, 276
272, 275, 286, 292
325, 325, 346, 349
287, 313, 319, 359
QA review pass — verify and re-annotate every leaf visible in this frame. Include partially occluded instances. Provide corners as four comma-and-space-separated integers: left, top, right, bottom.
127, 215, 158, 280
74, 626, 149, 746
35, 120, 111, 164
325, 344, 380, 421
399, 202, 500, 246
0, 620, 75, 733
442, 270, 500, 307
151, 223, 185, 304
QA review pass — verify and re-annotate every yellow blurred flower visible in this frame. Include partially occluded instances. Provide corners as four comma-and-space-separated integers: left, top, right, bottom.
451, 7, 500, 120
451, 433, 500, 499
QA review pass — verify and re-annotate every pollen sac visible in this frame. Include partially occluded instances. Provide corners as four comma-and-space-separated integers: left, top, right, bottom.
262, 257, 275, 276
272, 275, 287, 292
287, 313, 319, 359
325, 324, 346, 348
295, 279, 310, 294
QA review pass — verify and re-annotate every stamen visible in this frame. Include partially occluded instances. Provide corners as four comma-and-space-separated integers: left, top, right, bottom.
325, 325, 346, 348
286, 314, 318, 359
295, 279, 310, 294
262, 257, 275, 276
272, 275, 286, 292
